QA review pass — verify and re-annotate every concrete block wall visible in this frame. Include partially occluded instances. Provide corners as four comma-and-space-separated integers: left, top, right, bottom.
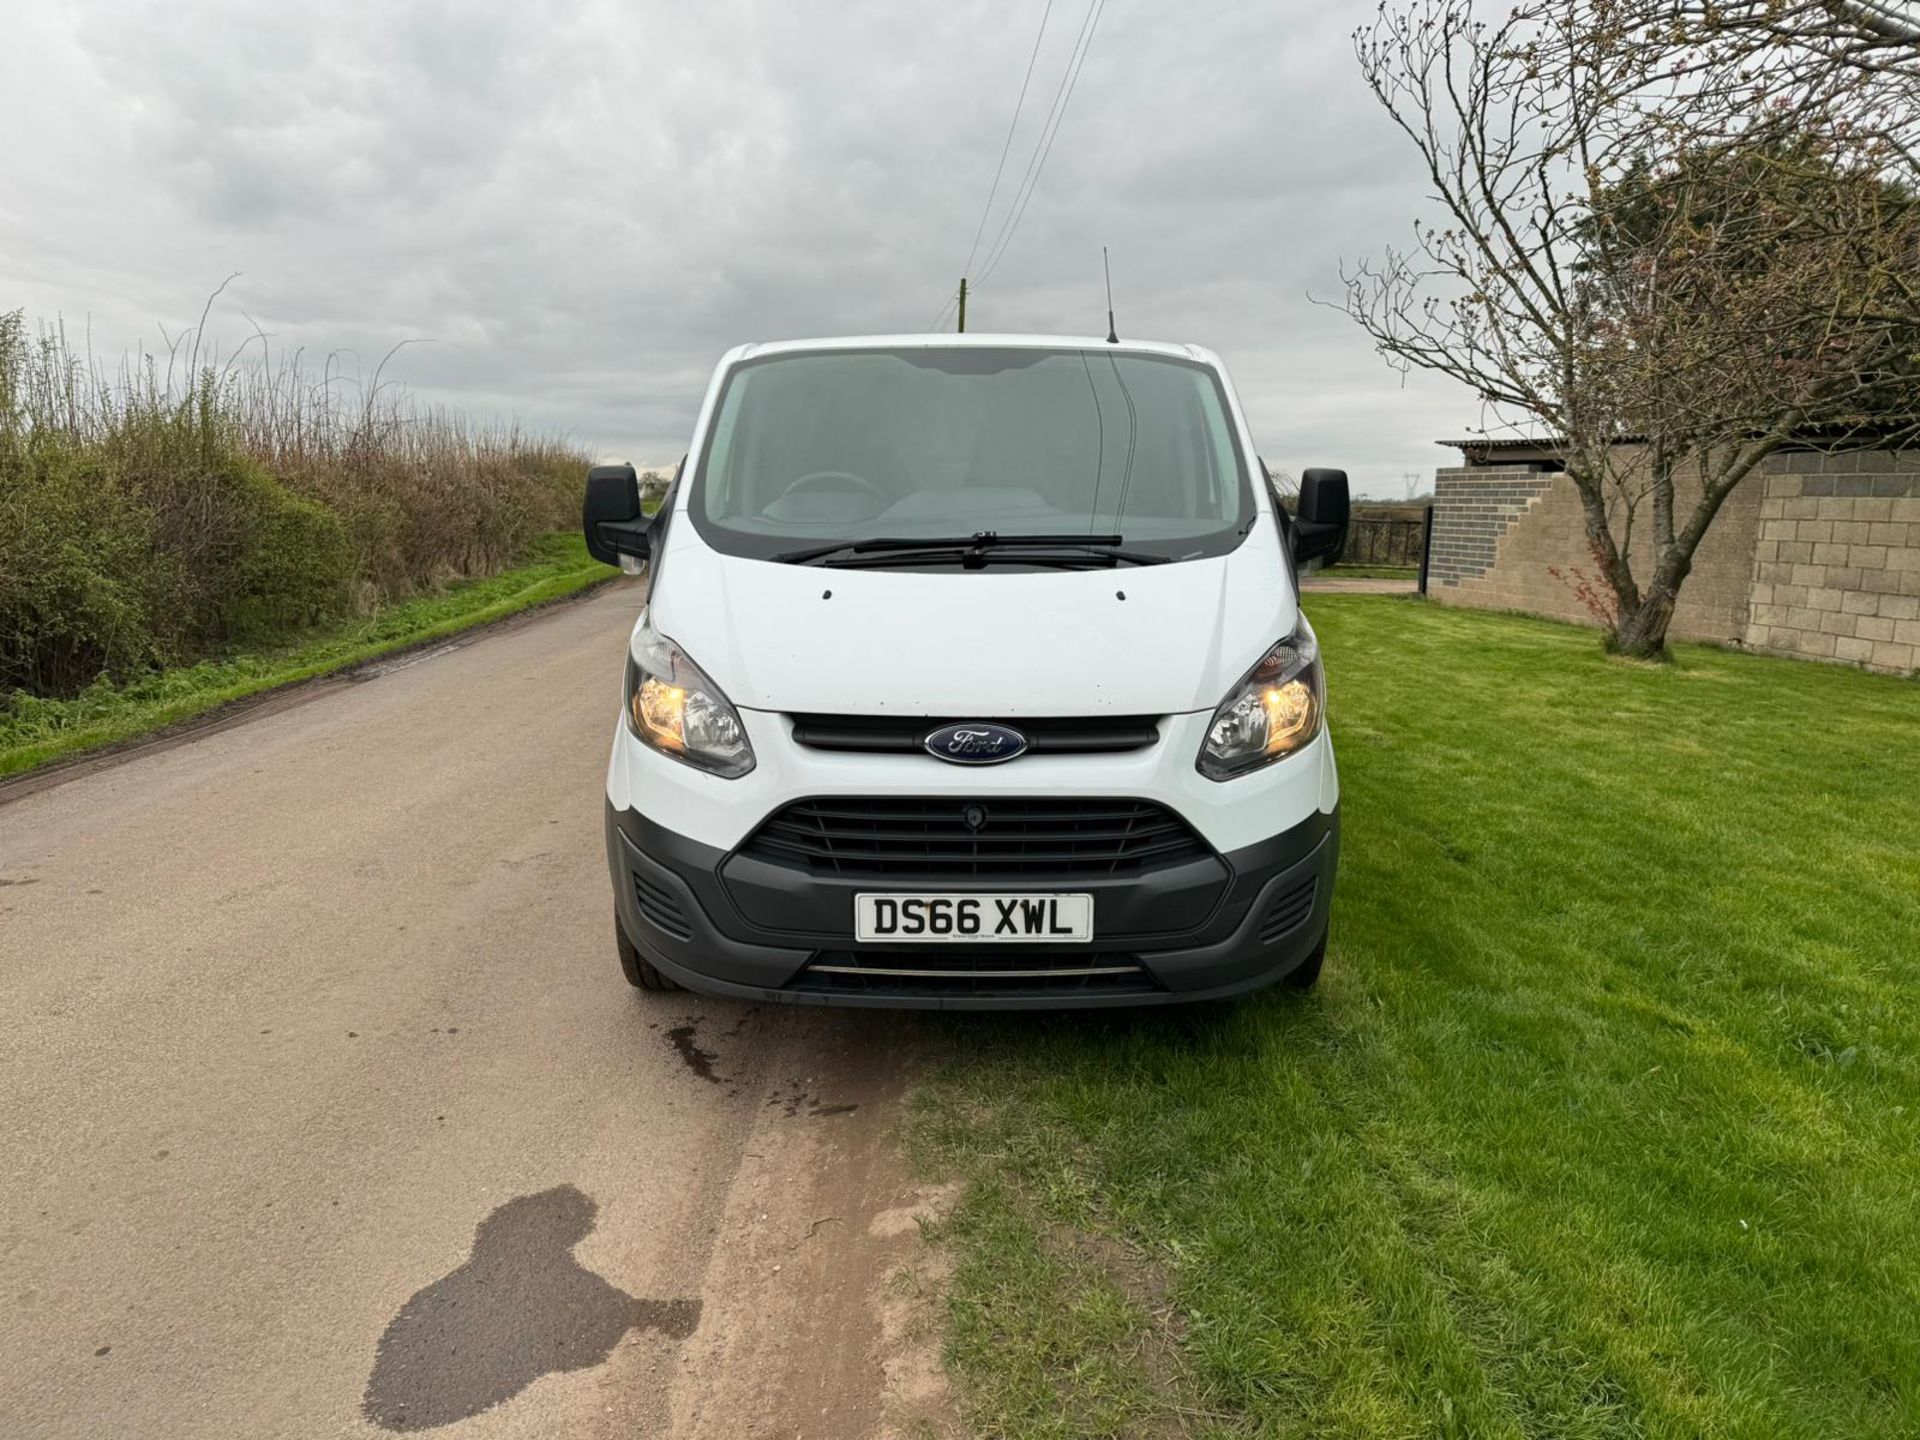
1427, 453, 1766, 645
1426, 446, 1920, 674
1426, 466, 1558, 587
1744, 453, 1920, 673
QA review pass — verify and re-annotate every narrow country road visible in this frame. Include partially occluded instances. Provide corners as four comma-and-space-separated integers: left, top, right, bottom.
0, 579, 956, 1440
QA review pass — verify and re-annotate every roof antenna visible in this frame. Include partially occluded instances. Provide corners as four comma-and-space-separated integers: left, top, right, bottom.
1103, 246, 1118, 344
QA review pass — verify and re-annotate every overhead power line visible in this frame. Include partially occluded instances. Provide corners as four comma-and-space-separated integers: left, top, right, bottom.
929, 3, 1056, 335
972, 0, 1107, 288
961, 0, 1056, 283
930, 3, 1055, 333
927, 0, 1106, 331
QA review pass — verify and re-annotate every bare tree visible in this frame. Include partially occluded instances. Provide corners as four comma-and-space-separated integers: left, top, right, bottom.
1340, 0, 1920, 657
1657, 2, 1920, 351
1683, 1, 1920, 81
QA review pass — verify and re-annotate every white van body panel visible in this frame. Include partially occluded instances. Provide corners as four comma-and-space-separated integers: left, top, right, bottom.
647, 528, 1297, 718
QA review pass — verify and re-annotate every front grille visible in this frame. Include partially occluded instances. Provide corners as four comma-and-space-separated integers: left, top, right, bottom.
633, 872, 692, 940
790, 713, 1160, 755
1259, 877, 1317, 943
739, 797, 1213, 880
790, 949, 1162, 999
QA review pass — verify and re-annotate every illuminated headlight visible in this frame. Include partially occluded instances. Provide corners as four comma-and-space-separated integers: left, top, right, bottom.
1196, 619, 1325, 781
624, 610, 754, 778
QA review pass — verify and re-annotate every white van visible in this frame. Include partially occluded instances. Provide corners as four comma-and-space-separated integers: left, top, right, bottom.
584, 334, 1349, 1008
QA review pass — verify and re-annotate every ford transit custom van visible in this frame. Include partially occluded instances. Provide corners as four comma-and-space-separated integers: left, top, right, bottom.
585, 334, 1349, 1008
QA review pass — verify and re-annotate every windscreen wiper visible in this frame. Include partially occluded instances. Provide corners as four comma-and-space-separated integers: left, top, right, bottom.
770, 532, 1166, 567
823, 547, 1166, 571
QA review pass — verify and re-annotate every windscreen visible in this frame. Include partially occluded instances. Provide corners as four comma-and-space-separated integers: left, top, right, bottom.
689, 347, 1253, 561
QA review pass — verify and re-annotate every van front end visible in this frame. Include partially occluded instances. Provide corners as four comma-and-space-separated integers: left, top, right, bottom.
585, 334, 1351, 1010
604, 701, 1338, 1009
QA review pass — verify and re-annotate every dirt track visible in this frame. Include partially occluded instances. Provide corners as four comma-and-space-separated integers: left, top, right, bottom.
0, 578, 957, 1439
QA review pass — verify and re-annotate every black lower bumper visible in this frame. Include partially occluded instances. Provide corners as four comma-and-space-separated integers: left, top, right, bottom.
605, 800, 1338, 1010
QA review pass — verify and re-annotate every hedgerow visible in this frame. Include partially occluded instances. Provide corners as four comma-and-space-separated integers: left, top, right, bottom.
0, 309, 588, 698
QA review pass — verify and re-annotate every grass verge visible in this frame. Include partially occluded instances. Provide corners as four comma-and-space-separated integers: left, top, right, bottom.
1322, 565, 1419, 581
0, 534, 610, 779
912, 595, 1920, 1439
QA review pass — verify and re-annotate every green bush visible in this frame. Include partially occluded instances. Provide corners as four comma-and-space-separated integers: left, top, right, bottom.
0, 417, 355, 690
217, 458, 355, 643
0, 306, 589, 700
0, 437, 167, 693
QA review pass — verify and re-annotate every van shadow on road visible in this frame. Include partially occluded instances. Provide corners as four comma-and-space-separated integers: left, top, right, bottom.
361, 1185, 700, 1433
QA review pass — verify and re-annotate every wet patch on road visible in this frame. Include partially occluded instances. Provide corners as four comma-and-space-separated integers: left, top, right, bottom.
767, 1085, 860, 1119
362, 1185, 699, 1432
665, 1022, 723, 1084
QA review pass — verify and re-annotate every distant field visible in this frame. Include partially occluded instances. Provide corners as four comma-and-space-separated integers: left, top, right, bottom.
916, 595, 1920, 1439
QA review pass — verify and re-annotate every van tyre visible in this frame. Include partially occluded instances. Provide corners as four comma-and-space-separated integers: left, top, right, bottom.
1282, 929, 1328, 990
615, 917, 681, 991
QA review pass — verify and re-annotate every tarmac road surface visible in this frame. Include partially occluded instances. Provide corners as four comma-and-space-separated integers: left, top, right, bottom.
0, 579, 957, 1440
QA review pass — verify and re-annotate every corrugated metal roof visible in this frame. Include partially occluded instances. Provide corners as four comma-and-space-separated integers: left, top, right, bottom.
1439, 424, 1913, 452
1436, 436, 1585, 450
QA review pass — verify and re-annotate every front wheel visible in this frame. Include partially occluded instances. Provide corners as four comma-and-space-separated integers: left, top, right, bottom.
615, 916, 681, 991
1281, 928, 1328, 990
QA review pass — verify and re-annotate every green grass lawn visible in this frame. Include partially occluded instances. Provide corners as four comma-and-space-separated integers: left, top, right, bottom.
913, 596, 1920, 1440
0, 533, 610, 778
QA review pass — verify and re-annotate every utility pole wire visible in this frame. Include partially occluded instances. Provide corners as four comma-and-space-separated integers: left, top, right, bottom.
974, 0, 1108, 288
926, 1, 1055, 333
924, 0, 1105, 329
960, 0, 1057, 282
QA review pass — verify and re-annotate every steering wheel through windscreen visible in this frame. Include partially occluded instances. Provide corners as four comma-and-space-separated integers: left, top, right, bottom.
777, 470, 887, 507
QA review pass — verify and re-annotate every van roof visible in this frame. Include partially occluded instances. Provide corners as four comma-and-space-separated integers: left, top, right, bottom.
734, 333, 1213, 364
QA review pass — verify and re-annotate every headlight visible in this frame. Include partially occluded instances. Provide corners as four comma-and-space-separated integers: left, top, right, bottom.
624, 610, 755, 778
1196, 618, 1325, 781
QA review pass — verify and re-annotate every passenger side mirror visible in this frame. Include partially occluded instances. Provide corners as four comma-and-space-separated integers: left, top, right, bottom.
582, 463, 652, 568
1292, 468, 1350, 568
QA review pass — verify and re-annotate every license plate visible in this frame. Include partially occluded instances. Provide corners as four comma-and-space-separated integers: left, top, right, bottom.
854, 893, 1093, 943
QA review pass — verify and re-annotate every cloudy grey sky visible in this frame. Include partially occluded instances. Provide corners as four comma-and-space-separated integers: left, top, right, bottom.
1, 0, 1471, 498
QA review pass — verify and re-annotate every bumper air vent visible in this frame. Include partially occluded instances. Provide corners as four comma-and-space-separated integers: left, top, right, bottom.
633, 872, 693, 941
1259, 878, 1318, 943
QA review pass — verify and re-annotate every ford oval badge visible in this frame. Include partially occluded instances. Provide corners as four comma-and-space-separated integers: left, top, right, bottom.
923, 722, 1028, 765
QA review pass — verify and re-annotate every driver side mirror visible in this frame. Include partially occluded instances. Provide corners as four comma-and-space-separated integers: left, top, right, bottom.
1292, 468, 1350, 568
582, 463, 652, 568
